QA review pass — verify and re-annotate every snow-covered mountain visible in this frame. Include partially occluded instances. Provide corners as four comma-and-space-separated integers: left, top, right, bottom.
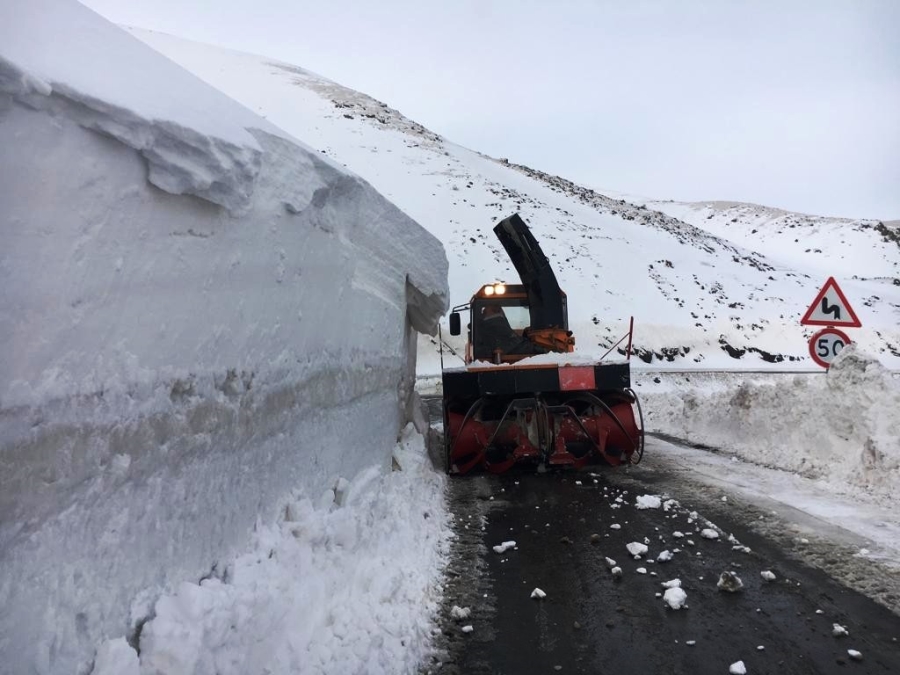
129, 28, 900, 372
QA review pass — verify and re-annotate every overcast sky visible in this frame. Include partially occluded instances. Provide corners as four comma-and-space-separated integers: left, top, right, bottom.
80, 0, 899, 220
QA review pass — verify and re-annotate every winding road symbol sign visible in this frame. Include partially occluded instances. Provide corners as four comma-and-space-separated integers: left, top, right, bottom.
800, 277, 862, 327
809, 327, 852, 369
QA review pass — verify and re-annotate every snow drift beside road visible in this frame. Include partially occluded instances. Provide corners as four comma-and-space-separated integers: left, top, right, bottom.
640, 345, 900, 501
0, 2, 448, 674
93, 426, 450, 675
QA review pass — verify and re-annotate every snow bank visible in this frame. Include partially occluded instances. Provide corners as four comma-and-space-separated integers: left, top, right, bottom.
0, 2, 448, 674
126, 26, 900, 373
639, 345, 900, 501
93, 426, 449, 675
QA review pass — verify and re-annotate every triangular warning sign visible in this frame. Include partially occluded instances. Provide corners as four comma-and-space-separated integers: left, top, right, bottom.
801, 277, 862, 327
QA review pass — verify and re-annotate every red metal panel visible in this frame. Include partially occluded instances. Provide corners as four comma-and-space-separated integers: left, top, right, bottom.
558, 365, 596, 391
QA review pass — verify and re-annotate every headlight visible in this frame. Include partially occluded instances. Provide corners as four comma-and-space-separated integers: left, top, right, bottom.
484, 286, 495, 296
494, 284, 506, 295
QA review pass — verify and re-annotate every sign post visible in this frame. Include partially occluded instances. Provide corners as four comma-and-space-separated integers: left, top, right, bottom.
808, 327, 851, 369
800, 276, 862, 327
801, 277, 861, 369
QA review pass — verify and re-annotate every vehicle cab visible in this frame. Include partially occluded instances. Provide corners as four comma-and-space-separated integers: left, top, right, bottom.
449, 283, 569, 364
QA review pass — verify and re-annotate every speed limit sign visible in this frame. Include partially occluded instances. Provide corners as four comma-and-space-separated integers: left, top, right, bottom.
809, 327, 851, 368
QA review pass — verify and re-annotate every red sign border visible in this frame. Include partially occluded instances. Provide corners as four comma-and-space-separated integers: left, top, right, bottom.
800, 276, 862, 327
808, 327, 852, 369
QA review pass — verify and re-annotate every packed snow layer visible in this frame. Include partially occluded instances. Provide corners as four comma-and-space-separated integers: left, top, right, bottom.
0, 3, 448, 674
0, 0, 282, 214
638, 345, 900, 501
92, 425, 450, 675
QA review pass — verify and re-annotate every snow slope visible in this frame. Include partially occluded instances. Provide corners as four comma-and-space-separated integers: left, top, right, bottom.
128, 28, 900, 372
644, 199, 899, 281
0, 2, 447, 674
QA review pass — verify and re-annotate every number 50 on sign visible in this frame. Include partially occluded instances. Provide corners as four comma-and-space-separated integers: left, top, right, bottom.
808, 327, 851, 369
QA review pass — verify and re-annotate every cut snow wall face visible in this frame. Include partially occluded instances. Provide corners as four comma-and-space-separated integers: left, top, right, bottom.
0, 16, 448, 675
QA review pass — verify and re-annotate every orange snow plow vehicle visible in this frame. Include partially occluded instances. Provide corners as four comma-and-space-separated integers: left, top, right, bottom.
441, 213, 644, 474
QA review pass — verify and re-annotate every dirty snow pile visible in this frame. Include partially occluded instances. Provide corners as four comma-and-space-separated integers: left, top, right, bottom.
93, 426, 450, 675
639, 345, 900, 501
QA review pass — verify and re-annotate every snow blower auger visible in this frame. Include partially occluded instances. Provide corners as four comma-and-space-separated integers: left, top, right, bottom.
440, 213, 644, 475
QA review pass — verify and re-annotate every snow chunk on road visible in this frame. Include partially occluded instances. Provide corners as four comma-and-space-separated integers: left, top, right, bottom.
848, 649, 863, 660
605, 557, 617, 568
663, 587, 688, 609
492, 541, 516, 554
610, 523, 622, 530
626, 542, 649, 557
611, 566, 623, 578
636, 567, 647, 574
833, 623, 849, 637
461, 625, 474, 634
661, 579, 682, 588
700, 529, 720, 540
531, 588, 547, 600
636, 495, 662, 509
450, 606, 471, 620
717, 571, 744, 593
729, 661, 747, 675
761, 570, 776, 581
657, 550, 673, 562
673, 531, 685, 538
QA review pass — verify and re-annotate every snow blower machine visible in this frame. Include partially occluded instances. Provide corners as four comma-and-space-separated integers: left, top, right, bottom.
441, 213, 644, 474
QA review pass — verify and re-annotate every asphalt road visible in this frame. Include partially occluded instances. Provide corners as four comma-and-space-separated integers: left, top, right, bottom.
423, 448, 900, 674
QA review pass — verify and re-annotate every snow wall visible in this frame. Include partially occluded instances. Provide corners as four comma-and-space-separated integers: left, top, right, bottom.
638, 346, 900, 502
0, 2, 448, 673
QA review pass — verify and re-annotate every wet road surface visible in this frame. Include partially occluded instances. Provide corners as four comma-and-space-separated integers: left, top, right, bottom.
424, 461, 900, 675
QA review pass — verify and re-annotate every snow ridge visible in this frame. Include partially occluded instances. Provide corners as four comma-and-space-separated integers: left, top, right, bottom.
0, 53, 261, 215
